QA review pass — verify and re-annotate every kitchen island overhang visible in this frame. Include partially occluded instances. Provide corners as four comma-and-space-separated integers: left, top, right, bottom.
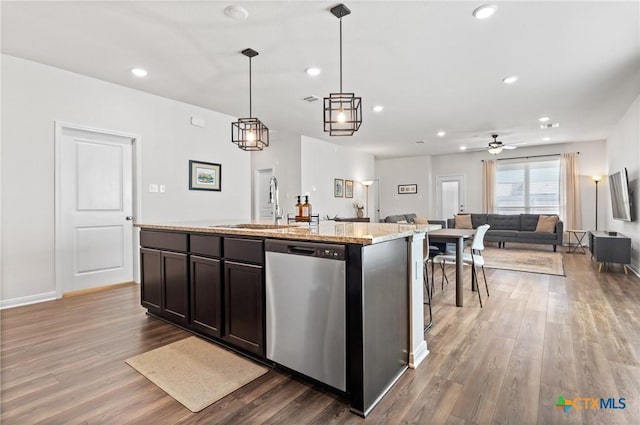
135, 221, 438, 416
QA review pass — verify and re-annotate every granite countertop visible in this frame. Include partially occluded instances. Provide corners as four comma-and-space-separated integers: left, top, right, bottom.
136, 220, 441, 245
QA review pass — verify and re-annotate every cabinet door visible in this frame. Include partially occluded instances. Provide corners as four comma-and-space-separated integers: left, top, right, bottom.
224, 261, 264, 355
162, 251, 189, 324
141, 248, 162, 314
190, 256, 222, 338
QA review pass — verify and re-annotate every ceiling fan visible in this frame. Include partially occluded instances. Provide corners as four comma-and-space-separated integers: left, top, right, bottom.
487, 134, 518, 155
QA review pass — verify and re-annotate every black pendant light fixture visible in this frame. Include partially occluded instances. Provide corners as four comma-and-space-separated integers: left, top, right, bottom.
232, 48, 269, 151
323, 4, 362, 136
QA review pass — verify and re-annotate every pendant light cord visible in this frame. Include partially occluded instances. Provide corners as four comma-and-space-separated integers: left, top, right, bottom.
339, 17, 343, 94
249, 56, 252, 118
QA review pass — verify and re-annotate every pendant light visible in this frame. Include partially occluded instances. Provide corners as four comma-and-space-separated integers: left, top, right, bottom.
232, 48, 269, 151
323, 3, 362, 136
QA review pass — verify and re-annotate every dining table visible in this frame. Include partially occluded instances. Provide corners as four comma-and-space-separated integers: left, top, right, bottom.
427, 228, 476, 307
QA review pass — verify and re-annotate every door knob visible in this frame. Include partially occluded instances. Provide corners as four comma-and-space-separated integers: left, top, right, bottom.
126, 216, 134, 221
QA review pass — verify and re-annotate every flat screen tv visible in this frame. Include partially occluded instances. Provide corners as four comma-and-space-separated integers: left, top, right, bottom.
608, 168, 633, 221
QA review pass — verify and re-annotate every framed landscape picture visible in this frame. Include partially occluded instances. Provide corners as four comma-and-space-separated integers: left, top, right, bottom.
345, 180, 354, 198
334, 178, 344, 197
398, 184, 417, 194
189, 160, 221, 191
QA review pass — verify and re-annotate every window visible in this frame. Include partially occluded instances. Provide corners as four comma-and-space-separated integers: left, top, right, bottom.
495, 157, 560, 215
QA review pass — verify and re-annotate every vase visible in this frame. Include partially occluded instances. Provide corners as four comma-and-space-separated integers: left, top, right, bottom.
356, 208, 364, 218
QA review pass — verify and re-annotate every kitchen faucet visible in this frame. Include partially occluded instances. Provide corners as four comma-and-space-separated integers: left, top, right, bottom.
269, 176, 283, 223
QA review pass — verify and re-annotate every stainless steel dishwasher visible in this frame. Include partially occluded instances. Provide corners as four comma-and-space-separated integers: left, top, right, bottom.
265, 239, 346, 391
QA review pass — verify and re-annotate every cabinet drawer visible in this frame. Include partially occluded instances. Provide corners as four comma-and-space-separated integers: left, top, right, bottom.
140, 230, 188, 252
190, 234, 222, 258
224, 238, 264, 265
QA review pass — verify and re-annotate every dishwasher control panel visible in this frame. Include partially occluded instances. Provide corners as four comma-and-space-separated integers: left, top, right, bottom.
318, 248, 345, 260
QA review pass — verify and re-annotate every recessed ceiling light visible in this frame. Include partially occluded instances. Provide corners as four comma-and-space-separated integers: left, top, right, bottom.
224, 5, 249, 21
305, 67, 321, 76
473, 4, 496, 20
539, 116, 550, 122
460, 146, 467, 151
130, 68, 147, 77
543, 137, 551, 141
372, 105, 384, 113
502, 76, 518, 84
437, 131, 446, 137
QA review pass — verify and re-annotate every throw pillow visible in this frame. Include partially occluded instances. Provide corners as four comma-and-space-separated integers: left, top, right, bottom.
414, 217, 430, 224
535, 215, 558, 232
454, 214, 473, 229
396, 220, 408, 224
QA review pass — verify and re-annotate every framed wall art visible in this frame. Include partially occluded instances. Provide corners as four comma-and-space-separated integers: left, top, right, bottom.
344, 180, 354, 198
398, 184, 417, 194
189, 160, 221, 191
334, 178, 344, 197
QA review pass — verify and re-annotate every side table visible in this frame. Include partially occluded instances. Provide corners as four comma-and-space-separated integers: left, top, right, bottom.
566, 229, 588, 254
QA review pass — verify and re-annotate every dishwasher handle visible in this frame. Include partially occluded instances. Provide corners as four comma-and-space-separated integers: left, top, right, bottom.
288, 246, 316, 256
265, 239, 346, 261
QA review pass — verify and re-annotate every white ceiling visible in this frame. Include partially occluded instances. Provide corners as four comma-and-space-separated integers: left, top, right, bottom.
2, 1, 639, 158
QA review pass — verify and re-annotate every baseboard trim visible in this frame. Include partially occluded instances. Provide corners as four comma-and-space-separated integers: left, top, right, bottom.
409, 341, 429, 369
63, 281, 136, 298
0, 292, 57, 310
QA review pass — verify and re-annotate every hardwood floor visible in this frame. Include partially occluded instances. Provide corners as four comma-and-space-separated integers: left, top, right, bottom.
2, 251, 638, 424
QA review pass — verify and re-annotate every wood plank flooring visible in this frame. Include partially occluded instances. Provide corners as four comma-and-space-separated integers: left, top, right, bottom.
2, 251, 639, 424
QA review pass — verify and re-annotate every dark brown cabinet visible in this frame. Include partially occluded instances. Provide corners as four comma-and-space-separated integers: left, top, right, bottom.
140, 231, 189, 324
223, 261, 264, 355
140, 230, 265, 357
140, 248, 162, 315
161, 251, 189, 324
190, 255, 222, 338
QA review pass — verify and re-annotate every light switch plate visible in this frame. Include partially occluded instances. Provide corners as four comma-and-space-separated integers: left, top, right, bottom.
159, 185, 166, 193
149, 184, 158, 193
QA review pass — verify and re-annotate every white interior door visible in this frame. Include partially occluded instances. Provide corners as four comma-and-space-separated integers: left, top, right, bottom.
256, 168, 274, 220
58, 125, 134, 294
437, 175, 465, 219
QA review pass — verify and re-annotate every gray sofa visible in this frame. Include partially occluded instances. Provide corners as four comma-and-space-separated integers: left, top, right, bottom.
383, 213, 446, 228
446, 213, 563, 252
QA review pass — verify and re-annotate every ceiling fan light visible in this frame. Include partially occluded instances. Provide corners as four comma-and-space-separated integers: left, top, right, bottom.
488, 146, 503, 155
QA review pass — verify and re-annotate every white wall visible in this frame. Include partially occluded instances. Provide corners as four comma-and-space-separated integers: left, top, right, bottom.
375, 155, 433, 220
604, 95, 640, 273
428, 140, 608, 228
300, 136, 375, 219
250, 131, 301, 219
1, 55, 251, 306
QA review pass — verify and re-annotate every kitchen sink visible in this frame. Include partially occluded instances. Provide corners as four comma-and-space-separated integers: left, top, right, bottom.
211, 223, 294, 230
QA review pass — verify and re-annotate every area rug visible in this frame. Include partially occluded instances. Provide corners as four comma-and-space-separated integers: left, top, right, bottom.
125, 336, 268, 412
481, 246, 565, 276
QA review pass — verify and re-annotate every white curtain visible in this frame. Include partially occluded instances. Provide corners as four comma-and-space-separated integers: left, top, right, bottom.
482, 160, 496, 213
560, 153, 581, 235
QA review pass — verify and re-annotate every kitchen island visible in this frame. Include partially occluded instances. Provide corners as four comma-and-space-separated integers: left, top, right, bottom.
136, 220, 438, 417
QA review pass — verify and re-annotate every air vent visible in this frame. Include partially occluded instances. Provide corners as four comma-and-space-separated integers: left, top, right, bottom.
303, 95, 321, 103
540, 122, 560, 129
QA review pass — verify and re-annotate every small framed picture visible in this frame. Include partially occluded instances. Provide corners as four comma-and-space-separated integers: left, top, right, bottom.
344, 180, 354, 198
189, 160, 221, 191
334, 178, 344, 197
398, 184, 417, 194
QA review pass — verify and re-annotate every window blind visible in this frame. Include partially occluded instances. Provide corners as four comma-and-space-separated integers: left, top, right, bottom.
495, 157, 561, 215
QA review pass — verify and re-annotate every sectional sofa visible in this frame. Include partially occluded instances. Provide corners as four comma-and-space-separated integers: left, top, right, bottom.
446, 213, 563, 252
